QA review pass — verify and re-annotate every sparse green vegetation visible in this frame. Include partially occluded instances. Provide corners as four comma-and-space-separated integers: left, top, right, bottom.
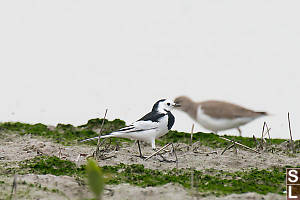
101, 163, 288, 196
19, 156, 86, 177
0, 119, 294, 150
5, 156, 296, 196
0, 119, 299, 199
0, 177, 65, 199
0, 118, 130, 145
158, 130, 287, 149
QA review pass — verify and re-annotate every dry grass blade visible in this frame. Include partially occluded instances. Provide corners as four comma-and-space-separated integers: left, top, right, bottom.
219, 136, 260, 153
264, 123, 273, 151
221, 143, 235, 155
145, 143, 172, 161
190, 167, 195, 189
261, 122, 266, 146
94, 109, 108, 160
253, 135, 259, 149
58, 147, 62, 159
171, 143, 178, 168
10, 174, 17, 200
97, 109, 108, 146
288, 112, 296, 153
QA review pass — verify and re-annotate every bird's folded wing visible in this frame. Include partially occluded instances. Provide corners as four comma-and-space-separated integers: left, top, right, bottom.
110, 121, 159, 135
80, 120, 159, 142
125, 120, 159, 132
200, 101, 262, 119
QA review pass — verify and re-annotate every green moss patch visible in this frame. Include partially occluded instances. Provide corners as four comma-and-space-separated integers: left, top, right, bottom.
12, 156, 294, 196
158, 130, 287, 149
0, 119, 296, 151
101, 163, 287, 196
0, 119, 130, 145
19, 156, 86, 176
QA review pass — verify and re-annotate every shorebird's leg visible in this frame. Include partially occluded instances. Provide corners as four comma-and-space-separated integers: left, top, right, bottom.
237, 127, 242, 137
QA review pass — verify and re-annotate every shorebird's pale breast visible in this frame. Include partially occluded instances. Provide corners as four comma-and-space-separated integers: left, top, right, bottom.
196, 106, 256, 132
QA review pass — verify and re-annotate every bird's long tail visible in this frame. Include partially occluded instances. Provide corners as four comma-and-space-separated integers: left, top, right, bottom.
80, 132, 123, 142
256, 111, 268, 115
80, 136, 100, 142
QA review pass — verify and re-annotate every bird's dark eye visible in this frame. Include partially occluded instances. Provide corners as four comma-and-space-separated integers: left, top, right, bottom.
167, 103, 170, 106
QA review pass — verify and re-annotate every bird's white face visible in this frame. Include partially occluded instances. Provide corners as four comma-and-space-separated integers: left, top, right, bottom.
156, 99, 180, 113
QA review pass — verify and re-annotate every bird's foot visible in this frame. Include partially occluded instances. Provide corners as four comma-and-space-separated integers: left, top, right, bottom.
139, 155, 147, 159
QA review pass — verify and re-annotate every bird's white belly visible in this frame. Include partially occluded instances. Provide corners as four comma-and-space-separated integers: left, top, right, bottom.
124, 115, 169, 143
196, 107, 254, 132
124, 129, 158, 143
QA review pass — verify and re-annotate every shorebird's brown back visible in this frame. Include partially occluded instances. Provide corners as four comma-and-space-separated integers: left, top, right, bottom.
199, 100, 267, 119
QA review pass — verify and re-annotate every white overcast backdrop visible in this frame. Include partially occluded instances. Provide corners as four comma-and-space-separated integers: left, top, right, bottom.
0, 1, 299, 139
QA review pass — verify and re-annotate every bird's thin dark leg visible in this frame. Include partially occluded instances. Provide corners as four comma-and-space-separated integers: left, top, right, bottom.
137, 140, 145, 159
237, 127, 242, 137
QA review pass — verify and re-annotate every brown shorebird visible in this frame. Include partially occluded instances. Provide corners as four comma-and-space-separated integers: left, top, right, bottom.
174, 96, 267, 136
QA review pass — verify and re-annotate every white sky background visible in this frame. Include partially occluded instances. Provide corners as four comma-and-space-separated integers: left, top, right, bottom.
0, 1, 299, 139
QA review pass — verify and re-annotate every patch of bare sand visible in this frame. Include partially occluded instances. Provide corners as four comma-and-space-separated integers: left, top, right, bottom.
105, 184, 285, 200
0, 131, 299, 171
0, 174, 285, 200
202, 193, 284, 200
0, 175, 68, 200
0, 131, 298, 200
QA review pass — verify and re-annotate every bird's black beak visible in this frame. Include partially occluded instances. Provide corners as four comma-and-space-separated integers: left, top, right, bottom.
174, 103, 181, 108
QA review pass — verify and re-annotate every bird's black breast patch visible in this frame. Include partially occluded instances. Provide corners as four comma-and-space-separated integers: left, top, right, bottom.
167, 111, 175, 130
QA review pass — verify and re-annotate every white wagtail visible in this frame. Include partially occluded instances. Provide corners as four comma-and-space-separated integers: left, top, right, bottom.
174, 96, 267, 136
81, 99, 180, 157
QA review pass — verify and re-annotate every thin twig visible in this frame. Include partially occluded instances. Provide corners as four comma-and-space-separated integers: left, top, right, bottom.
191, 168, 195, 189
233, 142, 238, 155
182, 151, 217, 156
253, 135, 259, 149
288, 112, 296, 153
171, 143, 178, 168
58, 147, 62, 159
221, 143, 235, 155
97, 109, 108, 146
94, 109, 108, 159
145, 143, 172, 161
10, 174, 17, 200
261, 122, 266, 145
262, 127, 271, 139
219, 136, 260, 153
104, 188, 114, 197
265, 123, 272, 149
100, 154, 116, 160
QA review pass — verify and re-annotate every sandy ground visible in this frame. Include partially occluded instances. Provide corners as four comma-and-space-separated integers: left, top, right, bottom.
0, 131, 298, 199
1, 175, 285, 200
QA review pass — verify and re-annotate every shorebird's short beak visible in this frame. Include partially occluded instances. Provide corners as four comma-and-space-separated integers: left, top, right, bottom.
174, 103, 181, 108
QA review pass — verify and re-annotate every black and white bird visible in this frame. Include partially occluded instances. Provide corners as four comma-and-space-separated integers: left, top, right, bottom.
81, 99, 180, 157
